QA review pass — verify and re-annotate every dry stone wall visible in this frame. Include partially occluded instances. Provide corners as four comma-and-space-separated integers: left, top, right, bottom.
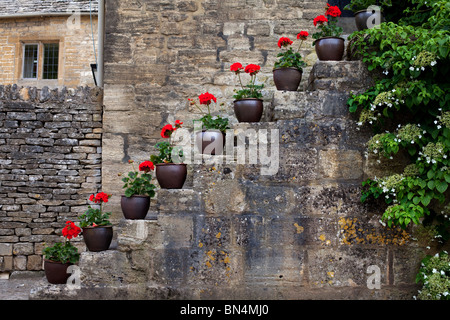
0, 84, 103, 272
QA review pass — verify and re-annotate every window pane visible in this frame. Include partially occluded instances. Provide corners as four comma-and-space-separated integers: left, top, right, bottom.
23, 44, 38, 79
43, 43, 59, 80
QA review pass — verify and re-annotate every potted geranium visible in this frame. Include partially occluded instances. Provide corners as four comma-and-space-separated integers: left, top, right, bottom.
230, 62, 264, 122
79, 192, 113, 252
312, 3, 345, 61
273, 31, 309, 91
344, 0, 391, 30
150, 120, 187, 189
189, 92, 230, 155
43, 220, 81, 284
120, 159, 156, 220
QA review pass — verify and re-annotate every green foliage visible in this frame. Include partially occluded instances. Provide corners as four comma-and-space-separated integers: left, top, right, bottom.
344, 0, 392, 12
79, 206, 112, 228
274, 47, 306, 71
122, 171, 156, 198
43, 242, 79, 264
196, 114, 230, 133
233, 83, 264, 100
150, 141, 184, 164
349, 1, 449, 238
416, 251, 450, 300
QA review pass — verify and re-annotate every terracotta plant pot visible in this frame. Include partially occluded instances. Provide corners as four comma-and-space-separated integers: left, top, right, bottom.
273, 67, 303, 91
196, 130, 225, 155
82, 225, 113, 252
121, 195, 150, 220
233, 98, 264, 123
44, 259, 71, 284
314, 37, 345, 61
354, 9, 384, 31
155, 163, 187, 189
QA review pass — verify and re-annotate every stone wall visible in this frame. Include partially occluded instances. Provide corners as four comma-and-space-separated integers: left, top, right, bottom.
27, 0, 429, 300
0, 84, 103, 273
102, 0, 324, 212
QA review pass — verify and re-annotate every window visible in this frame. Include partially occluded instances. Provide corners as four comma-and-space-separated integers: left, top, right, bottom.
43, 43, 59, 80
21, 42, 59, 80
23, 44, 38, 79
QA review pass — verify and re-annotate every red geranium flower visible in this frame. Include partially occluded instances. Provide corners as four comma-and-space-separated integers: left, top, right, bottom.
277, 36, 293, 48
297, 31, 309, 40
139, 160, 154, 172
313, 15, 328, 26
325, 4, 341, 17
161, 124, 175, 138
198, 92, 217, 105
89, 192, 110, 204
244, 64, 261, 75
62, 221, 81, 240
230, 62, 243, 73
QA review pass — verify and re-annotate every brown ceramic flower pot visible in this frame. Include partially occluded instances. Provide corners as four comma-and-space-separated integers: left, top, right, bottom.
314, 37, 345, 61
196, 130, 225, 155
354, 9, 384, 31
82, 225, 113, 252
121, 195, 150, 220
44, 259, 71, 284
233, 98, 264, 123
273, 67, 302, 91
155, 163, 187, 189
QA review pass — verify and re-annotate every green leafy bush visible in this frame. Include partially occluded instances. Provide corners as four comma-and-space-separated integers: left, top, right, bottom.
347, 0, 450, 234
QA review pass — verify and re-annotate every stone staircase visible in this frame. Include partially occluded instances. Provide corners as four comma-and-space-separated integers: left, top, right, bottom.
30, 49, 423, 300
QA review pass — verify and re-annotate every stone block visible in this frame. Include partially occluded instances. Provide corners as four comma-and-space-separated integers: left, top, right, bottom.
318, 149, 364, 180
307, 247, 388, 288
156, 189, 201, 214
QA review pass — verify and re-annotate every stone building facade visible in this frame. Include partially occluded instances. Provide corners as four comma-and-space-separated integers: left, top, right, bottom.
0, 0, 98, 88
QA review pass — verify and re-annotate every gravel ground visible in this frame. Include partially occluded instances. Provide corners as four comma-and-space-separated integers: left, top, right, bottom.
0, 272, 46, 300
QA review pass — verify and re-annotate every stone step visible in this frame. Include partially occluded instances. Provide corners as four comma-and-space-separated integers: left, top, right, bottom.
307, 60, 373, 93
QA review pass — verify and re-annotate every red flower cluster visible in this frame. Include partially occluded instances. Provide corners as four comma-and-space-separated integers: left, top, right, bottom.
161, 124, 174, 138
161, 120, 183, 138
325, 3, 341, 17
89, 192, 110, 204
139, 160, 154, 172
198, 92, 217, 105
313, 14, 328, 26
230, 62, 243, 73
297, 31, 309, 40
244, 64, 261, 75
62, 221, 81, 240
277, 36, 293, 48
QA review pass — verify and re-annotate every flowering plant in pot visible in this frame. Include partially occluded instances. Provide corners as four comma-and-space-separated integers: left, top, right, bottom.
344, 0, 391, 30
312, 3, 345, 61
273, 31, 309, 91
120, 159, 156, 220
42, 220, 81, 284
150, 120, 187, 189
79, 192, 113, 252
230, 62, 265, 122
189, 92, 230, 155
